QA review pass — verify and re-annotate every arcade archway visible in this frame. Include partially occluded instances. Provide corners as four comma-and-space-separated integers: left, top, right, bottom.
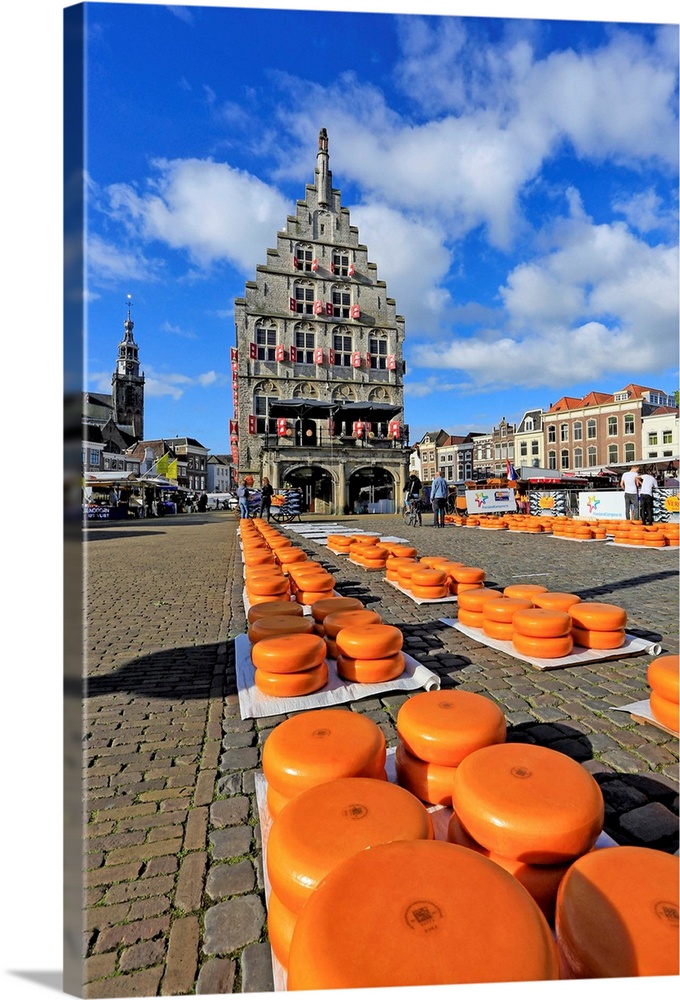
348, 467, 395, 514
281, 465, 334, 514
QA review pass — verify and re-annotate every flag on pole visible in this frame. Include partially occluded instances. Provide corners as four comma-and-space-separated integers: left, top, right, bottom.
167, 458, 178, 480
156, 453, 169, 476
506, 460, 518, 481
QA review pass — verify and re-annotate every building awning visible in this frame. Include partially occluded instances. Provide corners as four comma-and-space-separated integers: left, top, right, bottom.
85, 471, 137, 484
267, 399, 401, 421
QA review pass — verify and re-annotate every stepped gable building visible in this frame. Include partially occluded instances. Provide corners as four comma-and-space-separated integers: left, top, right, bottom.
232, 128, 410, 514
82, 297, 145, 473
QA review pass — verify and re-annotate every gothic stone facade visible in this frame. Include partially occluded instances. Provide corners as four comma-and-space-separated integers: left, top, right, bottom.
233, 129, 410, 514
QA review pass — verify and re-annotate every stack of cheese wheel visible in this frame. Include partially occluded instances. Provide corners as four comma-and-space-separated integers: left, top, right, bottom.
662, 523, 679, 546
335, 622, 405, 684
395, 690, 507, 807
554, 846, 679, 978
482, 595, 533, 641
451, 743, 604, 923
569, 601, 627, 650
385, 543, 418, 559
262, 708, 387, 818
266, 777, 434, 969
251, 632, 328, 698
511, 608, 574, 660
446, 810, 577, 923
449, 564, 486, 595
286, 839, 559, 989
248, 614, 315, 646
396, 559, 422, 593
244, 565, 291, 606
323, 608, 382, 661
408, 566, 449, 600
532, 591, 581, 613
456, 586, 502, 629
385, 555, 417, 583
247, 600, 303, 626
647, 653, 679, 733
435, 561, 468, 594
275, 545, 308, 574
288, 563, 336, 606
326, 533, 352, 555
351, 543, 390, 570
310, 595, 364, 632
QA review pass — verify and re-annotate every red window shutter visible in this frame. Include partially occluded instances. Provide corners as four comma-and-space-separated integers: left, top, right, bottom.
312, 258, 318, 271
231, 360, 238, 373
249, 342, 257, 359
230, 347, 238, 361
289, 297, 296, 312
293, 256, 299, 269
365, 352, 372, 365
389, 420, 400, 439
290, 345, 297, 362
350, 304, 361, 319
348, 263, 355, 277
353, 421, 364, 437
277, 418, 287, 437
325, 302, 333, 315
351, 351, 361, 368
330, 261, 336, 274
387, 354, 396, 370
229, 419, 238, 434
248, 415, 256, 433
329, 348, 335, 364
314, 347, 324, 365
275, 344, 284, 361
314, 300, 323, 314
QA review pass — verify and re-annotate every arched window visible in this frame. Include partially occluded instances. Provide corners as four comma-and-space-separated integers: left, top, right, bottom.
331, 284, 351, 318
331, 248, 350, 276
252, 380, 278, 435
293, 382, 318, 398
573, 421, 582, 440
624, 443, 635, 463
587, 419, 597, 439
560, 423, 569, 442
547, 425, 556, 443
294, 322, 316, 364
587, 446, 597, 467
332, 326, 353, 366
255, 320, 277, 361
548, 450, 557, 470
368, 331, 389, 369
573, 448, 583, 468
624, 414, 635, 434
608, 444, 618, 464
294, 243, 314, 272
293, 281, 315, 314
561, 449, 569, 469
607, 416, 618, 436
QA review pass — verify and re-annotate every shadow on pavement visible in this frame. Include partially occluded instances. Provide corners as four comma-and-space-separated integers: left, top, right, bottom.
75, 642, 220, 701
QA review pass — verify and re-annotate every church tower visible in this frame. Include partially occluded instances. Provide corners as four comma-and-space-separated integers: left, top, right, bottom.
112, 295, 145, 441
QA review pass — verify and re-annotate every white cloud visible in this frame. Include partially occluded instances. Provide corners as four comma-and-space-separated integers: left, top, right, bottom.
612, 188, 674, 235
87, 234, 164, 286
105, 158, 291, 273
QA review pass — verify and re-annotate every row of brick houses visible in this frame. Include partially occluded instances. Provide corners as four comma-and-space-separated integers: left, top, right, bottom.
411, 384, 678, 484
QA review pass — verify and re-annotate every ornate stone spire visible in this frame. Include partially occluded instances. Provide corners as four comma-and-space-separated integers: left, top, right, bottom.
315, 127, 331, 208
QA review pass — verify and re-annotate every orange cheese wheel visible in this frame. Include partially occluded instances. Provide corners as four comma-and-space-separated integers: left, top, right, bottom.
323, 608, 382, 638
267, 889, 297, 969
396, 562, 421, 582
483, 597, 534, 623
267, 783, 291, 820
290, 568, 335, 587
336, 623, 403, 659
555, 846, 679, 978
247, 615, 314, 645
450, 566, 486, 583
456, 587, 502, 612
247, 600, 302, 624
453, 743, 604, 864
647, 654, 679, 703
311, 596, 364, 623
286, 840, 559, 990
571, 625, 626, 650
276, 548, 308, 565
394, 740, 457, 805
254, 661, 328, 697
243, 551, 276, 566
324, 636, 339, 660
248, 592, 292, 607
388, 544, 418, 558
297, 589, 336, 606
511, 632, 575, 659
411, 568, 447, 587
251, 633, 326, 673
447, 811, 577, 923
482, 618, 515, 641
503, 584, 548, 601
262, 708, 387, 799
532, 592, 582, 612
411, 584, 450, 599
397, 690, 506, 767
569, 601, 626, 631
457, 607, 485, 629
511, 608, 572, 638
246, 575, 290, 597
649, 690, 680, 732
385, 555, 417, 571
266, 776, 433, 915
336, 651, 405, 683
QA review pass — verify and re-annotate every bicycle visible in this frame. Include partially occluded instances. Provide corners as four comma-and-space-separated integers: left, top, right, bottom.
402, 498, 422, 526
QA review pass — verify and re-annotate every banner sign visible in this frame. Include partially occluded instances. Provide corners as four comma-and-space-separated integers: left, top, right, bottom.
465, 488, 517, 513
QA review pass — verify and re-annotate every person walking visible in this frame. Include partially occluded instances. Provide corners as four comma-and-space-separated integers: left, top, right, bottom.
259, 477, 273, 521
620, 465, 642, 521
638, 471, 658, 525
430, 470, 449, 527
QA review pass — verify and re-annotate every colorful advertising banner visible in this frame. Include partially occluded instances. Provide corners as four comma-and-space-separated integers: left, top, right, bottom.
465, 488, 517, 513
528, 491, 569, 517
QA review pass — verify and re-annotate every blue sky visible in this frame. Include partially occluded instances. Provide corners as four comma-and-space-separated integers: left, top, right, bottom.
80, 2, 679, 455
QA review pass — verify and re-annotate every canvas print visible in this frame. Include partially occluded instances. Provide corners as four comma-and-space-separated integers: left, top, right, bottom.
65, 1, 679, 998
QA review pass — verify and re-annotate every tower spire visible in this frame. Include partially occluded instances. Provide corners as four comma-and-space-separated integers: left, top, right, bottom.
315, 127, 331, 208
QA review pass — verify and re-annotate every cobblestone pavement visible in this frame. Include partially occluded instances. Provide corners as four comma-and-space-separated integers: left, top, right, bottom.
80, 512, 679, 997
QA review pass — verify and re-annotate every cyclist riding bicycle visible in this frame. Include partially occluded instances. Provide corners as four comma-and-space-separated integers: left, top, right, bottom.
404, 473, 423, 525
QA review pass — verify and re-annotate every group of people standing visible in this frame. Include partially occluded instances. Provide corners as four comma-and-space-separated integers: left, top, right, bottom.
620, 466, 659, 524
236, 477, 274, 521
404, 471, 449, 527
